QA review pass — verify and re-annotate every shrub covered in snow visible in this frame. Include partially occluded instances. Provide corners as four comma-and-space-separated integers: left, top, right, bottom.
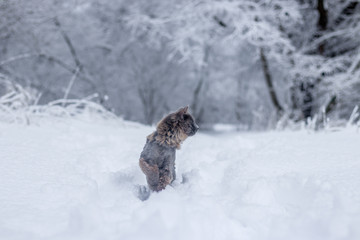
0, 74, 117, 125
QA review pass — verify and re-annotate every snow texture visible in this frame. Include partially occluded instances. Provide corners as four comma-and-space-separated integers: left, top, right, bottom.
0, 118, 359, 240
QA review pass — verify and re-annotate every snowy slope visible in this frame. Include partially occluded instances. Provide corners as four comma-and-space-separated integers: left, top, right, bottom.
0, 118, 359, 240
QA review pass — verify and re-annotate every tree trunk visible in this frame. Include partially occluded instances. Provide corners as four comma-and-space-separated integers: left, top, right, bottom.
316, 0, 328, 54
317, 0, 328, 31
259, 48, 283, 118
191, 45, 210, 124
296, 80, 315, 119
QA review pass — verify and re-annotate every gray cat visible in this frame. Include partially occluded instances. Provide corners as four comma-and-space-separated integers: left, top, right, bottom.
139, 106, 199, 192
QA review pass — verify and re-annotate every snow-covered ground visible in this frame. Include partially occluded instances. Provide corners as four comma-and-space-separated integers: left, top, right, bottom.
0, 117, 359, 240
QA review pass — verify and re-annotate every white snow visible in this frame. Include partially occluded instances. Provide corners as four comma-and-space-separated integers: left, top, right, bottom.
0, 118, 359, 240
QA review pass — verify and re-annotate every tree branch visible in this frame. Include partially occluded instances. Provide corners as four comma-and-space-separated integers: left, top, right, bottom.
53, 16, 97, 92
63, 67, 80, 101
0, 52, 97, 90
325, 95, 337, 114
213, 16, 227, 28
0, 53, 37, 66
53, 16, 82, 69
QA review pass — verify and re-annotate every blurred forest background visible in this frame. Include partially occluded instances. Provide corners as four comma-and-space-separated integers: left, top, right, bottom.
0, 0, 359, 129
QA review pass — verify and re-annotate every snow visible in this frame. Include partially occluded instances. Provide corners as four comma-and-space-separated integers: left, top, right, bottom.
0, 118, 359, 240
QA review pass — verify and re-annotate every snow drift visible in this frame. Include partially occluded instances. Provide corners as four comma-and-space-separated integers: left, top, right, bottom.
0, 83, 359, 240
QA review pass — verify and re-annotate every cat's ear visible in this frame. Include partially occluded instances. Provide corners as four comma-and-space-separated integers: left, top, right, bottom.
178, 106, 188, 115
176, 106, 189, 119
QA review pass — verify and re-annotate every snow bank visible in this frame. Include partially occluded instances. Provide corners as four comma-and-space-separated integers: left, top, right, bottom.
0, 114, 359, 240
